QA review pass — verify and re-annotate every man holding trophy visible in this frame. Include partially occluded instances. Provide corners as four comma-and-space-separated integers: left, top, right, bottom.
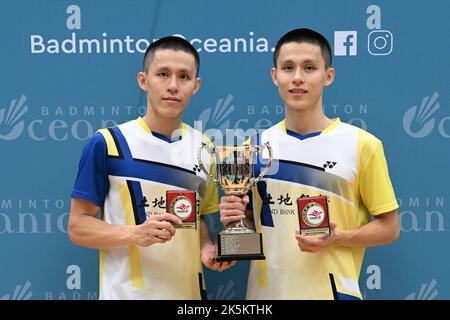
219, 28, 400, 300
198, 142, 272, 261
68, 36, 234, 300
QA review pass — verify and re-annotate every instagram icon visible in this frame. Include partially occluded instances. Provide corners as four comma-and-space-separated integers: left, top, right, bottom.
368, 30, 393, 55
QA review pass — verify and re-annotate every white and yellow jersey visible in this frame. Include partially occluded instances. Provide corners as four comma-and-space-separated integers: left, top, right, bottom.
71, 117, 218, 300
247, 118, 398, 300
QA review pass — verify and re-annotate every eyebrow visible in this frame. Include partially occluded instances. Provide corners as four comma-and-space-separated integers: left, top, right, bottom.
154, 65, 195, 74
280, 58, 320, 65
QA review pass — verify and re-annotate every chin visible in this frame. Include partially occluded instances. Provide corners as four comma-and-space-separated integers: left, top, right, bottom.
161, 109, 184, 119
286, 103, 309, 112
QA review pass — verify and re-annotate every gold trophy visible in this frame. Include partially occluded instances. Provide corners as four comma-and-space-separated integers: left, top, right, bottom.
197, 142, 272, 261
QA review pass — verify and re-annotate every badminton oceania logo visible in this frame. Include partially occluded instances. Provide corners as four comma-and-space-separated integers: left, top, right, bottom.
0, 281, 32, 300
197, 94, 235, 132
403, 92, 440, 138
0, 95, 29, 140
405, 279, 438, 300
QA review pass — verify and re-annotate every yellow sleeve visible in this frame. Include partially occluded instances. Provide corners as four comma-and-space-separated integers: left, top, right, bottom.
358, 136, 398, 216
200, 163, 219, 215
199, 136, 219, 215
97, 128, 119, 157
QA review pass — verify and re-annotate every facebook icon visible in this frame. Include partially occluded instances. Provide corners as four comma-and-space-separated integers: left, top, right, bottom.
334, 31, 357, 56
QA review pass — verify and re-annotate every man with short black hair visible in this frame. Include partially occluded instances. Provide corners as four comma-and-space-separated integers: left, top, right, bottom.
69, 36, 234, 300
220, 28, 400, 300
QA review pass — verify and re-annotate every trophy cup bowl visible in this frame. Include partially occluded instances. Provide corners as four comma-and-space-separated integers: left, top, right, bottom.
197, 142, 272, 261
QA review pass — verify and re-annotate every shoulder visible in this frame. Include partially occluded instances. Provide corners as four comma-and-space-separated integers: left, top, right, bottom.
87, 119, 134, 155
339, 122, 382, 150
85, 131, 107, 149
357, 127, 382, 157
341, 123, 387, 170
256, 121, 284, 143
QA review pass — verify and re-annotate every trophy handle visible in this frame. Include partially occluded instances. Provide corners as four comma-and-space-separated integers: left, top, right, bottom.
197, 142, 219, 185
252, 142, 273, 185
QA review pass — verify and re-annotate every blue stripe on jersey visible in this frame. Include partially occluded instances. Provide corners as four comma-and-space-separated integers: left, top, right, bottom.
337, 292, 361, 300
108, 126, 206, 196
265, 159, 351, 201
110, 126, 132, 159
286, 129, 321, 140
250, 134, 274, 227
248, 133, 352, 226
152, 131, 181, 144
107, 128, 124, 159
127, 180, 147, 225
107, 158, 205, 195
257, 180, 274, 227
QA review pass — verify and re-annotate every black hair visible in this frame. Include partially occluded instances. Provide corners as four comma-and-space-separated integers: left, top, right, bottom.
143, 36, 200, 76
273, 28, 332, 69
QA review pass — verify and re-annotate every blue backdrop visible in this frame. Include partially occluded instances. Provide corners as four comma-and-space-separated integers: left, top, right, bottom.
0, 0, 448, 300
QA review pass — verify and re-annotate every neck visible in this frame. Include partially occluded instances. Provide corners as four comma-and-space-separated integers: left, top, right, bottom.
142, 110, 182, 138
284, 102, 332, 135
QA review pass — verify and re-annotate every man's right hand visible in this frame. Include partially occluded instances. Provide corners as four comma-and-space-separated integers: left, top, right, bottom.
131, 213, 182, 247
219, 195, 249, 228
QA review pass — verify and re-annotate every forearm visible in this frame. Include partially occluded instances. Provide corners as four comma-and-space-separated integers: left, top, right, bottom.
69, 214, 133, 249
333, 212, 400, 248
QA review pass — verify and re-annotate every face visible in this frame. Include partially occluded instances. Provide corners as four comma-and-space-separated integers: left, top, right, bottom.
137, 49, 200, 120
271, 42, 335, 113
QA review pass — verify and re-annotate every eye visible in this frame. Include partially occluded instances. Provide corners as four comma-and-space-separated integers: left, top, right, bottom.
281, 65, 293, 71
158, 72, 168, 78
179, 73, 191, 80
305, 65, 315, 71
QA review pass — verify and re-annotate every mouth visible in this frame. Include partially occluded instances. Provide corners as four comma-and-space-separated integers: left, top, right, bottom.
162, 97, 181, 102
289, 88, 307, 95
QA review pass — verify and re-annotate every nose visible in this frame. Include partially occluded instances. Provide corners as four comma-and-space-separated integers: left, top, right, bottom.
292, 67, 304, 85
167, 75, 178, 94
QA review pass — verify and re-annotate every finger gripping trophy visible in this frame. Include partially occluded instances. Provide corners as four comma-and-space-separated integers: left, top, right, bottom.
198, 142, 272, 261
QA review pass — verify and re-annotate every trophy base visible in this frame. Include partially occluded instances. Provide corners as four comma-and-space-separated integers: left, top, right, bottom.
215, 253, 266, 262
215, 229, 265, 262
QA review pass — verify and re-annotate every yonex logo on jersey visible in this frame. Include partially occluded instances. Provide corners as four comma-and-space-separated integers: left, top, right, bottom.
323, 161, 337, 169
193, 164, 201, 173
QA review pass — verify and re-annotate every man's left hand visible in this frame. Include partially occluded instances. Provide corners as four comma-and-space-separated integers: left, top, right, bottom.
201, 243, 237, 272
295, 222, 337, 253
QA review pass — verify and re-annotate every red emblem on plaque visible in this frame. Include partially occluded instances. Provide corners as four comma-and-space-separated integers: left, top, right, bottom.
297, 196, 331, 236
166, 190, 198, 229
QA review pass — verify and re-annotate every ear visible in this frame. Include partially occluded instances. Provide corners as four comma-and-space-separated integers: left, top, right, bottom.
271, 68, 279, 87
137, 72, 148, 91
324, 67, 335, 87
192, 77, 201, 96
